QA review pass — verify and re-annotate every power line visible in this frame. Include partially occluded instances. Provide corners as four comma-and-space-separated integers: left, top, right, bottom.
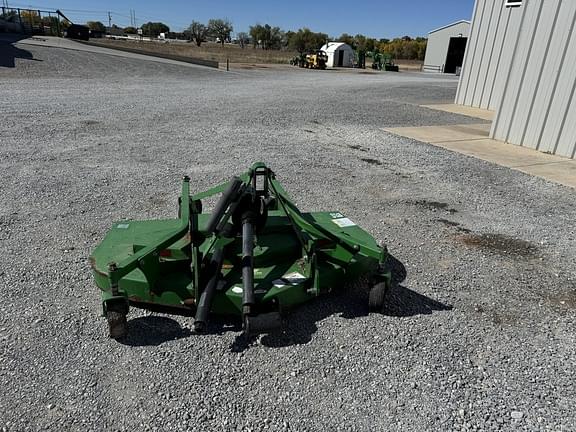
9, 3, 101, 12
8, 3, 128, 18
7, 2, 190, 30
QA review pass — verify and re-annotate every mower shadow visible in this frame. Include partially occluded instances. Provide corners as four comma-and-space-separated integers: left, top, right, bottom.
231, 255, 452, 352
119, 316, 193, 346
117, 255, 451, 349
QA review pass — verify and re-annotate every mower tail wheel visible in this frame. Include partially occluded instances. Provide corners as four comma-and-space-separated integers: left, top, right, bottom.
368, 282, 388, 313
193, 321, 206, 334
244, 312, 282, 335
107, 310, 127, 339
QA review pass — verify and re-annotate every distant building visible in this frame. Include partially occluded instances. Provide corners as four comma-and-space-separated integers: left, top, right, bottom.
320, 42, 355, 68
457, 0, 576, 159
423, 20, 470, 73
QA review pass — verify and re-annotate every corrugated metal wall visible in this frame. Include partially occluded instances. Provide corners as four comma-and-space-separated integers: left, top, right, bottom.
457, 0, 576, 159
492, 0, 576, 159
455, 0, 523, 110
423, 22, 470, 73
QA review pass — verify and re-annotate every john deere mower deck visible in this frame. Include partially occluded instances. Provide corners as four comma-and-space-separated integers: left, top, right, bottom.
90, 163, 391, 339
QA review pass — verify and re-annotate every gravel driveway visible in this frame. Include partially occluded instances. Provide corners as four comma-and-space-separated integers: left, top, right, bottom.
1, 39, 575, 432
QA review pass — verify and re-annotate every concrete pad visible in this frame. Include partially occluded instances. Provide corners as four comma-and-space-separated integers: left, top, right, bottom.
13, 36, 222, 71
437, 139, 563, 167
384, 124, 491, 143
383, 125, 576, 189
421, 103, 495, 121
517, 161, 576, 188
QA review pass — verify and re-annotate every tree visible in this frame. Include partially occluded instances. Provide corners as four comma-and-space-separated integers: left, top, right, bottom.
287, 28, 328, 53
208, 18, 233, 45
261, 24, 283, 50
124, 26, 137, 34
237, 32, 249, 49
249, 24, 284, 50
0, 10, 18, 21
354, 34, 367, 50
249, 24, 264, 48
86, 21, 103, 31
378, 37, 427, 61
365, 38, 376, 52
20, 10, 40, 26
338, 33, 356, 49
284, 30, 295, 45
187, 21, 208, 46
141, 21, 169, 37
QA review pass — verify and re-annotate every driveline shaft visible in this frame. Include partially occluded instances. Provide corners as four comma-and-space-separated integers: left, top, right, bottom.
241, 219, 255, 313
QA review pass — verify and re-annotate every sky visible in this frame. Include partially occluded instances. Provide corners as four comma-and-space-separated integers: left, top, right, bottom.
6, 0, 475, 39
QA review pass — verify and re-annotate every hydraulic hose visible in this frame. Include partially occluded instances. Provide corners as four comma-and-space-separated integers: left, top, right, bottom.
193, 247, 224, 333
205, 177, 243, 234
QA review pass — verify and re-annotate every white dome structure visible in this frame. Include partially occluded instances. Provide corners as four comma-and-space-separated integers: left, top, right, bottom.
320, 42, 355, 68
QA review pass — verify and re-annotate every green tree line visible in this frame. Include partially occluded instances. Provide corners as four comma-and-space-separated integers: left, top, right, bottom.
80, 16, 427, 60
337, 33, 426, 60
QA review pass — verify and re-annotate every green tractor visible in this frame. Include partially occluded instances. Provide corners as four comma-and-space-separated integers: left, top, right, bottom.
369, 51, 399, 72
90, 163, 391, 338
290, 53, 308, 68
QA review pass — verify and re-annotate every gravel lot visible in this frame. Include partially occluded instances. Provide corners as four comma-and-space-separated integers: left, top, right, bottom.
1, 39, 575, 432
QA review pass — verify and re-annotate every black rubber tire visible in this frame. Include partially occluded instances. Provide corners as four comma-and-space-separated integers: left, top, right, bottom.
368, 282, 388, 313
244, 312, 282, 335
193, 321, 206, 334
107, 311, 127, 339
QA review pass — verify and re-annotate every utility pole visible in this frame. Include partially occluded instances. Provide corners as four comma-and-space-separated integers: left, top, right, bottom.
108, 11, 111, 28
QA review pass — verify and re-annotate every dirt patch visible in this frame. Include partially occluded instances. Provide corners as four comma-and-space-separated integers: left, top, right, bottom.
348, 144, 368, 152
549, 290, 576, 309
436, 218, 471, 233
471, 303, 518, 326
414, 200, 458, 214
457, 233, 539, 258
491, 311, 518, 326
437, 218, 459, 227
361, 158, 382, 165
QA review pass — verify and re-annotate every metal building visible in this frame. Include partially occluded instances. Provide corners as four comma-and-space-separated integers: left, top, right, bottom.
456, 0, 576, 159
423, 21, 470, 73
320, 42, 355, 68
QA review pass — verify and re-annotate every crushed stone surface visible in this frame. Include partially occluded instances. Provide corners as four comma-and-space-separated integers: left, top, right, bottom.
0, 40, 575, 432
